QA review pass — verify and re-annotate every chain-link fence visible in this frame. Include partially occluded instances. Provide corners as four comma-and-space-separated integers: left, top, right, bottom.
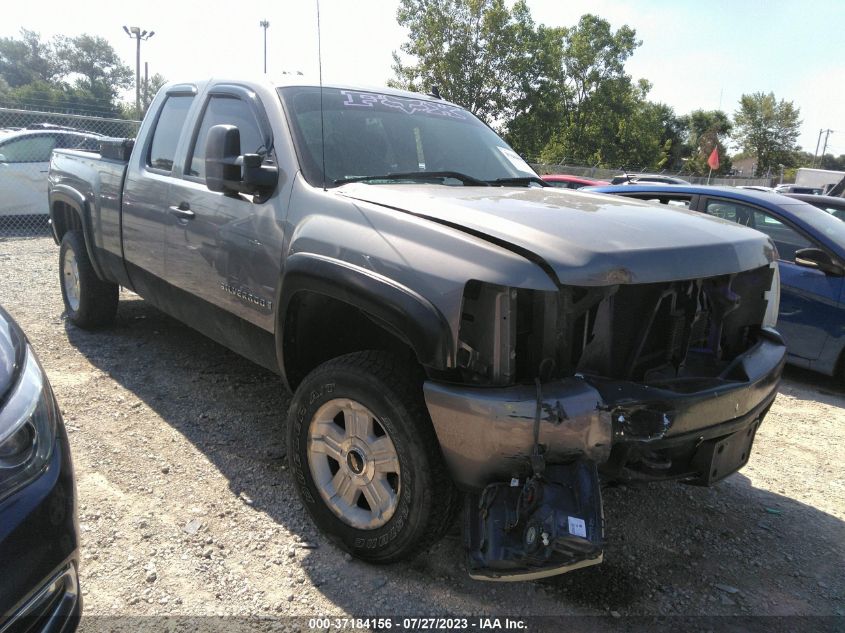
0, 107, 140, 239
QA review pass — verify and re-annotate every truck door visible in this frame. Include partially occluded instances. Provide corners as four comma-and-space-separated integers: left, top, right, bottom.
164, 85, 282, 331
122, 91, 195, 293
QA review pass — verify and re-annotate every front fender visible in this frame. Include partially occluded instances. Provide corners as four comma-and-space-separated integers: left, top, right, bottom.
277, 252, 454, 384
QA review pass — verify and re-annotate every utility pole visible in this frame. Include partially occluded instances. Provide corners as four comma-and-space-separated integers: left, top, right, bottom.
820, 129, 833, 166
813, 129, 824, 167
144, 62, 149, 111
123, 26, 155, 117
260, 20, 270, 74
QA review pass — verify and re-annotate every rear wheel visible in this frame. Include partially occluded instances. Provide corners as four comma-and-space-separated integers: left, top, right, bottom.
287, 351, 459, 562
59, 231, 118, 328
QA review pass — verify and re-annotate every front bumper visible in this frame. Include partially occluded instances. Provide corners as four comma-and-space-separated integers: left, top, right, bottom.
424, 331, 786, 490
0, 419, 80, 633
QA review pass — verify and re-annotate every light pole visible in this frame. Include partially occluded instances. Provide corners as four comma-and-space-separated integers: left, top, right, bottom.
260, 20, 270, 73
123, 26, 155, 116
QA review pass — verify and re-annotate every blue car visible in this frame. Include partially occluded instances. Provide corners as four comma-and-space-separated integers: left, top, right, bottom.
0, 306, 80, 632
584, 185, 845, 381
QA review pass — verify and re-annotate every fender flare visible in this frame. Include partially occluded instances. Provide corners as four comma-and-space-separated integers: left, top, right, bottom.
48, 185, 108, 281
276, 252, 454, 386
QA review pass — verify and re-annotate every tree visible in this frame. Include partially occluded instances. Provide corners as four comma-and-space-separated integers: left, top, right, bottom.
651, 102, 686, 171
553, 14, 640, 162
143, 73, 167, 111
56, 34, 133, 104
520, 15, 675, 170
119, 73, 168, 119
0, 30, 133, 117
819, 153, 845, 171
0, 29, 62, 88
501, 22, 566, 159
389, 0, 534, 123
733, 92, 801, 176
679, 109, 732, 175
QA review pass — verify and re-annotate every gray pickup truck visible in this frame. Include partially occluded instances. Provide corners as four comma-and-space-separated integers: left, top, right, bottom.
48, 77, 785, 581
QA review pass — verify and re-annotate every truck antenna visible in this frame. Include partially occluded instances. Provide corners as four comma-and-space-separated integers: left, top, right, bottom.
317, 0, 327, 191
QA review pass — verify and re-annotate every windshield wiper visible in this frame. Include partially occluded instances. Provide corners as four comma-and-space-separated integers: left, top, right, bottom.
334, 171, 490, 186
485, 176, 548, 187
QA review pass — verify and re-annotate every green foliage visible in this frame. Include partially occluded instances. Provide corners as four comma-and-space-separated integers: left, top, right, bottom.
392, 5, 688, 171
819, 154, 845, 171
120, 73, 168, 120
56, 34, 133, 104
733, 92, 801, 176
526, 16, 678, 170
785, 150, 845, 172
390, 0, 533, 123
0, 29, 62, 88
678, 109, 732, 175
143, 73, 167, 111
0, 28, 133, 117
389, 6, 808, 175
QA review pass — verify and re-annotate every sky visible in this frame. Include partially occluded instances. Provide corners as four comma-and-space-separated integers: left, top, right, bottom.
1, 0, 843, 156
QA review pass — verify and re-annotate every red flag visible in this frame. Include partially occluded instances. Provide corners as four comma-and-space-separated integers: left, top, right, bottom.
707, 147, 720, 170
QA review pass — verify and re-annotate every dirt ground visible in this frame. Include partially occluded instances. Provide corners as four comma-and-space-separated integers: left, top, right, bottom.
1, 237, 843, 629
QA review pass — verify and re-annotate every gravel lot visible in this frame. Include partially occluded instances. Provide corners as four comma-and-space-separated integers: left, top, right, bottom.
1, 237, 843, 628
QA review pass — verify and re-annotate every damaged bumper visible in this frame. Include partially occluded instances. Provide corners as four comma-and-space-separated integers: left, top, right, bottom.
424, 330, 785, 490
424, 330, 785, 581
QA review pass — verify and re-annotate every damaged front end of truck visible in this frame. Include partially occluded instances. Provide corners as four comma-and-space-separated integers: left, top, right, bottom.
424, 264, 785, 581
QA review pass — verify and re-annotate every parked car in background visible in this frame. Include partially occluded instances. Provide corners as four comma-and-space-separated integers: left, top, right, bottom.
0, 306, 80, 631
541, 174, 609, 189
737, 185, 775, 193
786, 193, 845, 222
610, 173, 691, 185
0, 126, 102, 217
774, 184, 822, 195
585, 184, 845, 381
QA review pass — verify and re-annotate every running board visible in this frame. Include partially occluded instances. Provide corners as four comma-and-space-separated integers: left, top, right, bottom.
464, 460, 604, 581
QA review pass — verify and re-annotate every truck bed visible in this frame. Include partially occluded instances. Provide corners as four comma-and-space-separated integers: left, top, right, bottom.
48, 142, 132, 284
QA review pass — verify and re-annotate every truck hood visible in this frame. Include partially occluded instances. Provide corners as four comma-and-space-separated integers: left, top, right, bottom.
338, 184, 776, 286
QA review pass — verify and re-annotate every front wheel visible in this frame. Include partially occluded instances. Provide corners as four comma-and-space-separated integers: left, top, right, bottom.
287, 351, 458, 563
59, 230, 118, 328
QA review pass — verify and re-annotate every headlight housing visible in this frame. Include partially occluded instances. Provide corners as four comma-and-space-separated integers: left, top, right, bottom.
456, 281, 518, 385
0, 346, 58, 501
763, 262, 780, 328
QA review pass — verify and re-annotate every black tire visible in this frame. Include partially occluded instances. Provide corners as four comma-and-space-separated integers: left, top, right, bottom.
59, 230, 118, 328
287, 351, 459, 563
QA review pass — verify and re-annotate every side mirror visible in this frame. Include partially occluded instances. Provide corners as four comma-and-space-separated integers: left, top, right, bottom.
205, 124, 279, 199
794, 247, 844, 276
205, 124, 242, 194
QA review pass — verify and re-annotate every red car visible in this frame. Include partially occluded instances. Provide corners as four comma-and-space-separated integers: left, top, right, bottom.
541, 174, 610, 189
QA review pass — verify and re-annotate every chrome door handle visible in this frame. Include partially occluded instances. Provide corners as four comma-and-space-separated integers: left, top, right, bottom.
168, 203, 195, 220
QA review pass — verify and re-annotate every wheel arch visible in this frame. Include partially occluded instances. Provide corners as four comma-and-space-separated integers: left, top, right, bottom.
276, 253, 454, 391
49, 186, 107, 281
